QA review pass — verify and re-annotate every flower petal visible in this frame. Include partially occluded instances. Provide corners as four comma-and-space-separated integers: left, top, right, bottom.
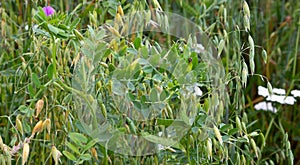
43, 6, 55, 16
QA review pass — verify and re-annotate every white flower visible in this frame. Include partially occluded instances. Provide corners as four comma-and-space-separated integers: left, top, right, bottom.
194, 86, 203, 96
258, 86, 269, 97
258, 86, 297, 105
291, 90, 300, 97
258, 86, 286, 96
25, 25, 29, 31
254, 102, 277, 113
157, 144, 164, 150
272, 88, 286, 95
193, 44, 205, 53
158, 131, 162, 137
266, 95, 296, 105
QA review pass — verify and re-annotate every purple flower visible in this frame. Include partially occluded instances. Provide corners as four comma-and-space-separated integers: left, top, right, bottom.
43, 6, 55, 16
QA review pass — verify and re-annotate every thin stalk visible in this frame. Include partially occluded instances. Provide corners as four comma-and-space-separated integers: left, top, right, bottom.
257, 117, 275, 164
287, 17, 300, 96
292, 17, 300, 80
51, 37, 58, 79
187, 133, 191, 164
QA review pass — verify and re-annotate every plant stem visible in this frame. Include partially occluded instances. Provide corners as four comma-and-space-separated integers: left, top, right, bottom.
51, 37, 57, 79
292, 17, 300, 80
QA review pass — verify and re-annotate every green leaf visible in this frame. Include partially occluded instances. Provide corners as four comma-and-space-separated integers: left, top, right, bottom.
149, 88, 159, 102
218, 39, 225, 57
47, 63, 54, 79
142, 132, 176, 146
152, 74, 163, 82
142, 65, 153, 73
127, 48, 138, 55
63, 151, 77, 161
140, 46, 149, 58
31, 73, 41, 87
48, 24, 64, 35
220, 124, 233, 132
70, 18, 81, 29
149, 53, 160, 66
80, 153, 92, 161
228, 128, 239, 135
127, 81, 135, 92
66, 141, 80, 154
133, 37, 141, 49
34, 7, 46, 24
156, 118, 174, 127
18, 105, 29, 114
237, 136, 249, 143
69, 132, 88, 144
138, 58, 149, 65
83, 139, 98, 152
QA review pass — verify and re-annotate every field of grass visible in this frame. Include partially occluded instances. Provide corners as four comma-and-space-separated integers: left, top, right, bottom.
0, 0, 299, 164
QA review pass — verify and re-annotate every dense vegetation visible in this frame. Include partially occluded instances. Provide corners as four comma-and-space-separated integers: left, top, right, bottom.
0, 0, 299, 164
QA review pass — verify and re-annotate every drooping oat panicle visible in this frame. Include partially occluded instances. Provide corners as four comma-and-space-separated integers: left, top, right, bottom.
22, 143, 30, 165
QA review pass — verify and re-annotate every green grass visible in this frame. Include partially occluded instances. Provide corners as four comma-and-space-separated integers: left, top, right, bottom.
0, 0, 299, 164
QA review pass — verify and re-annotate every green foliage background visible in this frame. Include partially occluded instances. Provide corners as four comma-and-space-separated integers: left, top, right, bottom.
0, 0, 299, 164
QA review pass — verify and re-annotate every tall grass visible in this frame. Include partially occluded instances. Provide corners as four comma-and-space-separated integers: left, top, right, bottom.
0, 0, 298, 164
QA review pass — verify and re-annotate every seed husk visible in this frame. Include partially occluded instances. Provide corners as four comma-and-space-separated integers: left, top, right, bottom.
22, 143, 30, 165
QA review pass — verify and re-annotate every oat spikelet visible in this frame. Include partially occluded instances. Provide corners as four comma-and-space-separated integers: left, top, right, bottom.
32, 120, 44, 137
0, 135, 3, 150
22, 143, 30, 165
43, 118, 51, 134
243, 1, 250, 18
91, 147, 98, 160
35, 99, 44, 117
213, 125, 223, 146
51, 145, 62, 165
207, 138, 212, 158
16, 117, 24, 136
117, 5, 124, 16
